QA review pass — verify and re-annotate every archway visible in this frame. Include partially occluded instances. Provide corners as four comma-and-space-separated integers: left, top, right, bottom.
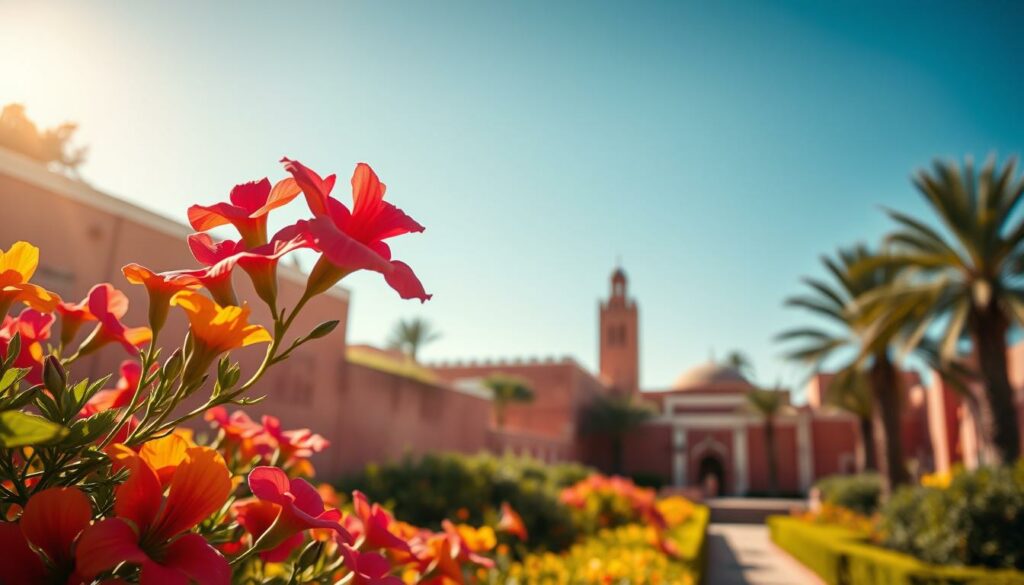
697, 454, 726, 497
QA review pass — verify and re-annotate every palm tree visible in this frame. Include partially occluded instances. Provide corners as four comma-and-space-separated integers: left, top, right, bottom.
386, 317, 440, 362
743, 387, 788, 496
724, 350, 755, 379
582, 395, 655, 475
823, 369, 877, 472
779, 245, 911, 491
865, 157, 1024, 465
483, 374, 535, 429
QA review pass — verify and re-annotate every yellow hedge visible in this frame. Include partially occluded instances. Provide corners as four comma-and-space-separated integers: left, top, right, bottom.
768, 516, 1024, 585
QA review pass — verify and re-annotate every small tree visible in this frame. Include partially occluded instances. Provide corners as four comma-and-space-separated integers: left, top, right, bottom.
483, 374, 535, 429
0, 103, 87, 173
386, 317, 440, 362
582, 395, 655, 475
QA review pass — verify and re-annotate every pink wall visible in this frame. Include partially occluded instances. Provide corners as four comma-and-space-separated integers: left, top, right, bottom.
0, 152, 493, 482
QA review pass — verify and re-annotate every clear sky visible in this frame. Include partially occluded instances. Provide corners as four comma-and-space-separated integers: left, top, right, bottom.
3, 0, 1022, 395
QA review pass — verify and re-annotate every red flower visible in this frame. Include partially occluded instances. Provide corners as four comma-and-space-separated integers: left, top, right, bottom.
188, 223, 312, 309
82, 360, 142, 416
260, 414, 329, 464
497, 502, 528, 541
350, 490, 413, 554
282, 159, 430, 302
246, 466, 351, 554
188, 178, 301, 247
0, 308, 54, 384
76, 283, 152, 356
205, 406, 272, 462
56, 284, 129, 348
0, 487, 92, 585
76, 444, 232, 585
340, 544, 404, 585
233, 499, 304, 562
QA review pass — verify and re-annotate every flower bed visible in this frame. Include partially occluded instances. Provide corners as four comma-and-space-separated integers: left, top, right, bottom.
768, 516, 1024, 585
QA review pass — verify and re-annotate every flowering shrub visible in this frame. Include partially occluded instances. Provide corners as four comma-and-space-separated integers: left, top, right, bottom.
342, 452, 590, 552
502, 500, 708, 585
880, 461, 1024, 570
559, 473, 666, 533
0, 158, 474, 584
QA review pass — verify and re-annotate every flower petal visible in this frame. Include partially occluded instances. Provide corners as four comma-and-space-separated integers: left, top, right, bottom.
0, 521, 47, 585
383, 261, 431, 303
158, 532, 231, 585
281, 158, 337, 218
107, 444, 163, 534
76, 518, 149, 579
151, 447, 231, 541
20, 487, 92, 567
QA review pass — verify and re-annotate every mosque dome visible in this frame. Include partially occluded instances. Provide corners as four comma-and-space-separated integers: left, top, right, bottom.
672, 361, 753, 391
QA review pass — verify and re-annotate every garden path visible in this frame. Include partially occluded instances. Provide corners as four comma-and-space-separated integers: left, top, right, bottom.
705, 523, 824, 585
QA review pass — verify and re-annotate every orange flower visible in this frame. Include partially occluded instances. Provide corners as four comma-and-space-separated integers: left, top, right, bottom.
76, 444, 232, 584
0, 242, 61, 317
122, 264, 202, 338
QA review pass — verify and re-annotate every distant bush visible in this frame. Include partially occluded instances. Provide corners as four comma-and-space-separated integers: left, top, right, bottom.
815, 473, 883, 516
340, 452, 592, 552
881, 462, 1024, 570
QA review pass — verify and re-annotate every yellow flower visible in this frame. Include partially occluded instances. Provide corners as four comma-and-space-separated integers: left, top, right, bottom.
921, 470, 953, 488
171, 291, 271, 382
457, 524, 497, 552
171, 291, 271, 354
0, 242, 61, 316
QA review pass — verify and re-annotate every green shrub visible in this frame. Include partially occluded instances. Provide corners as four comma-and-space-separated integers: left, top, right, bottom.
769, 515, 1024, 585
814, 473, 883, 515
340, 452, 592, 552
881, 462, 1024, 570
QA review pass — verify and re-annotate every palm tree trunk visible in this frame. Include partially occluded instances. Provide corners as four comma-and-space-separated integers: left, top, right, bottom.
859, 415, 878, 472
765, 417, 778, 496
970, 306, 1021, 465
870, 353, 909, 493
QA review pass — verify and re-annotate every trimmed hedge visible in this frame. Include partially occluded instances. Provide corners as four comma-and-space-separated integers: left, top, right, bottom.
814, 473, 883, 515
768, 516, 1024, 585
677, 505, 711, 583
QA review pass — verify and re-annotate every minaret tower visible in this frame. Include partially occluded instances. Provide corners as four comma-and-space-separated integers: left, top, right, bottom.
599, 266, 639, 395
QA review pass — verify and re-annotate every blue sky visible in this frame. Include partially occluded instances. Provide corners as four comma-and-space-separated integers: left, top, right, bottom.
2, 0, 1022, 394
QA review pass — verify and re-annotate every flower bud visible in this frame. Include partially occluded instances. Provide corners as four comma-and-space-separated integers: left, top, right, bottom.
42, 355, 67, 395
307, 320, 340, 340
163, 348, 184, 381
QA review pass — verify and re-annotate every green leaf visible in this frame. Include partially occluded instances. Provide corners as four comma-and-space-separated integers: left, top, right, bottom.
0, 368, 29, 395
61, 410, 118, 446
0, 410, 68, 447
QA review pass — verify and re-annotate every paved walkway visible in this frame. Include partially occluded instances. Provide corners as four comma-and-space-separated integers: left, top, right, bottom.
705, 523, 824, 585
